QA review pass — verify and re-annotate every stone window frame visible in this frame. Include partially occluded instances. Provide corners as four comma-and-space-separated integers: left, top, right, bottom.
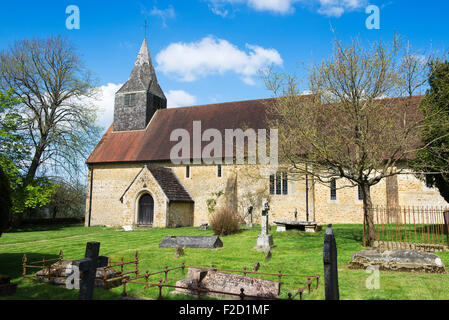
330, 178, 337, 201
269, 172, 288, 196
124, 93, 137, 107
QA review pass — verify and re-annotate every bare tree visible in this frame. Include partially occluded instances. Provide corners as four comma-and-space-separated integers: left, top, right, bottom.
0, 36, 101, 186
262, 35, 436, 246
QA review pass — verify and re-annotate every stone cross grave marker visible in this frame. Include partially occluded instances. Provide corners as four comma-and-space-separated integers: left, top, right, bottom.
255, 199, 274, 252
72, 242, 108, 300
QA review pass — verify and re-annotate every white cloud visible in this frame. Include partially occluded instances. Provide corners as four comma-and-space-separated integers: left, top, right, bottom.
316, 0, 367, 17
155, 36, 283, 85
208, 0, 296, 15
86, 84, 197, 133
166, 90, 197, 108
90, 83, 123, 131
206, 0, 368, 17
141, 5, 176, 27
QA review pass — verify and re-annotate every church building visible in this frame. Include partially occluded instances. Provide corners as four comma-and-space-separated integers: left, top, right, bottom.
85, 38, 448, 228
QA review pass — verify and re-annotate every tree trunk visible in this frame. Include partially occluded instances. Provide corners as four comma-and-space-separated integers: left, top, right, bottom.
24, 142, 46, 186
362, 184, 375, 247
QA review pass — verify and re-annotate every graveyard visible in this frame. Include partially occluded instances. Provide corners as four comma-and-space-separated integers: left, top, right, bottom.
2, 223, 449, 300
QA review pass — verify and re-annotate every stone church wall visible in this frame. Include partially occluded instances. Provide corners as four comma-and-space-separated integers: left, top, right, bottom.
86, 162, 449, 227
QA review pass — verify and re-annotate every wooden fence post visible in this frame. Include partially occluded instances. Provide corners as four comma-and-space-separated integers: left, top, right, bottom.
323, 224, 339, 300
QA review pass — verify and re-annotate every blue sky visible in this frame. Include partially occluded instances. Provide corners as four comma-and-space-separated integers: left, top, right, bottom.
0, 0, 448, 131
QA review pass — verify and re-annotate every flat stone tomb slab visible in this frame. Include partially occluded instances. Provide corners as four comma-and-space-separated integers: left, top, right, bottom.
348, 249, 446, 273
174, 268, 280, 299
159, 236, 223, 249
274, 220, 317, 232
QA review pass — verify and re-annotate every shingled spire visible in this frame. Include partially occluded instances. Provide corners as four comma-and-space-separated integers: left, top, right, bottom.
113, 38, 167, 132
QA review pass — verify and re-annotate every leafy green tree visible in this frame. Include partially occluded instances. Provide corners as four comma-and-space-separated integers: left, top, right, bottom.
413, 59, 449, 202
0, 90, 57, 217
0, 164, 12, 236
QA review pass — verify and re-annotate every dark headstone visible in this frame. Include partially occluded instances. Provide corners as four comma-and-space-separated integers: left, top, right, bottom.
253, 262, 260, 272
159, 236, 223, 249
323, 225, 339, 300
72, 242, 109, 300
265, 250, 272, 262
175, 247, 185, 258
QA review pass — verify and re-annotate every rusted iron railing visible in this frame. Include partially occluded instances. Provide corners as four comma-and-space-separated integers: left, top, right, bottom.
365, 206, 449, 252
22, 250, 140, 287
123, 263, 320, 301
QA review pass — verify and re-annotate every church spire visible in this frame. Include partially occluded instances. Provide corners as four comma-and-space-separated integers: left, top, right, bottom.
116, 38, 165, 100
113, 38, 167, 132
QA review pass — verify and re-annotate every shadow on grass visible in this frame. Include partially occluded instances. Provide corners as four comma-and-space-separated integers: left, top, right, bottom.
0, 252, 60, 279
0, 252, 123, 300
6, 223, 84, 234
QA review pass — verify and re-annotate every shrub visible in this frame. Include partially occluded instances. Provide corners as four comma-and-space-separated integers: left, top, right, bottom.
0, 165, 12, 237
210, 207, 241, 236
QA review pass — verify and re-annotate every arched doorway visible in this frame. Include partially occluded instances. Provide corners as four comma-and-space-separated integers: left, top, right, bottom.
138, 194, 154, 226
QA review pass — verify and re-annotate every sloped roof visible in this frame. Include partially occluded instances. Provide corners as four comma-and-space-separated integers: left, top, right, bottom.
87, 98, 271, 164
148, 166, 193, 203
116, 38, 165, 100
87, 96, 424, 164
120, 165, 193, 203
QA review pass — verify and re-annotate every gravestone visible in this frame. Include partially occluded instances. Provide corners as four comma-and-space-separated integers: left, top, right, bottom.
72, 242, 109, 300
323, 225, 339, 300
254, 199, 274, 252
348, 249, 446, 273
175, 247, 185, 258
247, 206, 254, 228
174, 267, 280, 299
159, 236, 223, 249
198, 223, 209, 231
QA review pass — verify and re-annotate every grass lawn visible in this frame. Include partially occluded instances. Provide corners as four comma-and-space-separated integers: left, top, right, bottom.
1, 223, 449, 300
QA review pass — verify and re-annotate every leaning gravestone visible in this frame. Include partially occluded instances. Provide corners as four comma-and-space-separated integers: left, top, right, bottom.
348, 249, 446, 273
159, 236, 223, 249
254, 199, 274, 252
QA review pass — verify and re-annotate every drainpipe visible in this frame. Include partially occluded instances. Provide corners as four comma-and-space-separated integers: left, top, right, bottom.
87, 165, 94, 227
306, 163, 309, 222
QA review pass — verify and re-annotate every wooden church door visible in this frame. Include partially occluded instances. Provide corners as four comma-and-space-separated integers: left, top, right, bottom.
138, 194, 154, 225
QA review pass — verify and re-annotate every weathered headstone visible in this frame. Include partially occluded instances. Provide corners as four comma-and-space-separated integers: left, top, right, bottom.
198, 223, 209, 231
323, 225, 339, 300
265, 249, 272, 262
174, 268, 280, 299
175, 247, 185, 258
159, 236, 223, 249
72, 242, 108, 300
348, 249, 446, 273
247, 206, 253, 228
254, 199, 274, 252
253, 262, 260, 272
